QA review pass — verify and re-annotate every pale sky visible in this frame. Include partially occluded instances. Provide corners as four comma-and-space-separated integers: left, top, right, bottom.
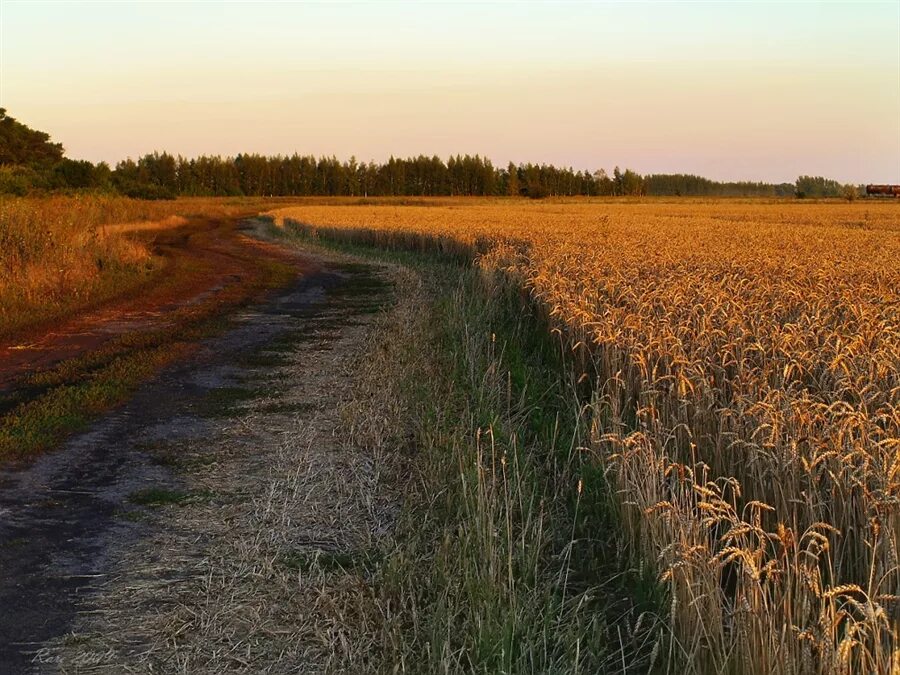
1, 1, 898, 183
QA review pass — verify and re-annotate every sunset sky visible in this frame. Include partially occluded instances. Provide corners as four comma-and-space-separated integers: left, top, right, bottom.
2, 1, 898, 183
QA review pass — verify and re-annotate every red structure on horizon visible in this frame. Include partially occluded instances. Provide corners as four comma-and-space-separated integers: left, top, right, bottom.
866, 185, 900, 197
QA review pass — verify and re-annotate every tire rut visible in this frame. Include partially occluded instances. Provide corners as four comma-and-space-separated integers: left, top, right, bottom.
0, 240, 391, 674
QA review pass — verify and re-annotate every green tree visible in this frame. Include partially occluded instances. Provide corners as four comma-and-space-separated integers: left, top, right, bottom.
841, 184, 859, 202
0, 108, 64, 166
506, 162, 520, 196
796, 175, 843, 198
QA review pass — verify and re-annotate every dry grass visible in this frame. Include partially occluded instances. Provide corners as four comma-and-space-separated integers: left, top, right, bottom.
0, 195, 191, 335
270, 198, 900, 674
0, 195, 293, 338
47, 252, 399, 673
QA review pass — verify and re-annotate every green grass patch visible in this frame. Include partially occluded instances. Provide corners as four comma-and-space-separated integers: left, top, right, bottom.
256, 400, 315, 415
0, 254, 296, 461
128, 487, 192, 507
0, 343, 188, 459
235, 327, 309, 368
195, 385, 258, 418
280, 548, 381, 575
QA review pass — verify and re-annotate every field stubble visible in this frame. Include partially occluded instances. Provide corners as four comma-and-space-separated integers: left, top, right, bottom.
271, 199, 900, 674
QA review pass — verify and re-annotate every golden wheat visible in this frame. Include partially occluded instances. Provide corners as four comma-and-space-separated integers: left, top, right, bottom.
271, 198, 900, 674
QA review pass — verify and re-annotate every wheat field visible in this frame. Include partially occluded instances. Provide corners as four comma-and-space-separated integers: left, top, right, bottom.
271, 198, 900, 673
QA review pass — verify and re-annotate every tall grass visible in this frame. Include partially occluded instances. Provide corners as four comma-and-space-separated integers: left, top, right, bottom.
271, 199, 900, 673
294, 240, 660, 672
0, 194, 288, 338
0, 195, 191, 337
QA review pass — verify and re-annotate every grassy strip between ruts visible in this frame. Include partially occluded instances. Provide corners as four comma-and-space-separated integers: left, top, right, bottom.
270, 223, 666, 673
0, 256, 295, 461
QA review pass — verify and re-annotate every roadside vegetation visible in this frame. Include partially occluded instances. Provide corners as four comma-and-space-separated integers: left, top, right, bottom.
256, 226, 655, 672
270, 199, 900, 674
0, 195, 284, 339
0, 195, 183, 338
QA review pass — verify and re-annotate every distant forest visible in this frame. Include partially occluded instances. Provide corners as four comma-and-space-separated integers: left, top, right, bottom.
0, 109, 857, 200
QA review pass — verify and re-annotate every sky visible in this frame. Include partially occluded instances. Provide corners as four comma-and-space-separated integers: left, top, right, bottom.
1, 1, 898, 183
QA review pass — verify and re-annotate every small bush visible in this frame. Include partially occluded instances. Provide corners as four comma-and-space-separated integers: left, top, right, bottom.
117, 181, 177, 200
525, 182, 548, 199
842, 184, 859, 202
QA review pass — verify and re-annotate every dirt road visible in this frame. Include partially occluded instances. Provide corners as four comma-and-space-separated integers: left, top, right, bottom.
0, 214, 307, 394
0, 226, 395, 672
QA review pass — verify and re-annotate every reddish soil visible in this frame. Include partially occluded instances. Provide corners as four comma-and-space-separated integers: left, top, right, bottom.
0, 213, 313, 393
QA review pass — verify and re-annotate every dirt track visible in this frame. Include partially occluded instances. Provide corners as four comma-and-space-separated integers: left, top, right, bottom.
0, 225, 394, 672
0, 214, 310, 394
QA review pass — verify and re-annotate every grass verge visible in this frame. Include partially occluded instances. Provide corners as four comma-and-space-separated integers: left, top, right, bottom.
272, 224, 665, 673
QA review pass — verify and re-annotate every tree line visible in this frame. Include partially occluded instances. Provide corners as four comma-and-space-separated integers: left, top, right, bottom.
0, 109, 861, 200
643, 173, 796, 197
